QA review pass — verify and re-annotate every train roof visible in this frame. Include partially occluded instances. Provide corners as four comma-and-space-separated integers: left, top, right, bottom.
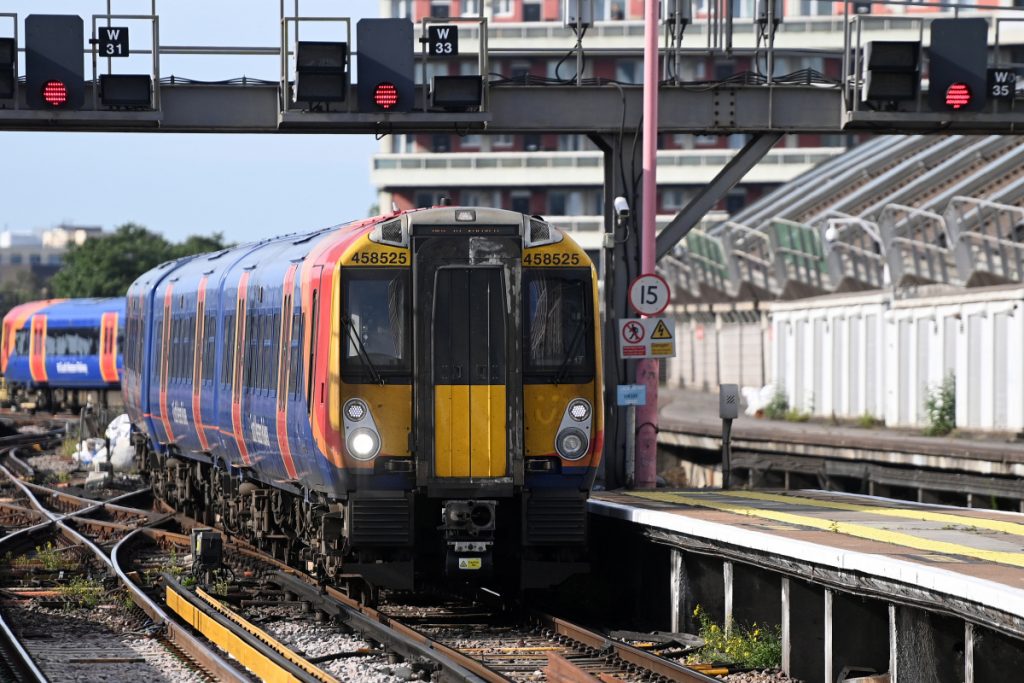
2, 298, 125, 329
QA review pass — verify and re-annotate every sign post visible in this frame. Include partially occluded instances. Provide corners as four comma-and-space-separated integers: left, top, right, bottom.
627, 270, 671, 489
617, 384, 647, 488
719, 384, 739, 489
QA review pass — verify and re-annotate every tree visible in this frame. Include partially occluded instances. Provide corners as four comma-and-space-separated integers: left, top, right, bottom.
50, 224, 233, 298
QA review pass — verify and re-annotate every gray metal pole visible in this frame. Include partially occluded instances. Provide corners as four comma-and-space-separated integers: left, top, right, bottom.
722, 417, 732, 489
626, 404, 637, 489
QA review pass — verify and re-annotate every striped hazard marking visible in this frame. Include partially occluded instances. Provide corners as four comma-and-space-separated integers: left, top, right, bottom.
628, 490, 1024, 569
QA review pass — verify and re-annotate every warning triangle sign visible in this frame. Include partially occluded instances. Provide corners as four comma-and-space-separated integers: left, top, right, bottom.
651, 320, 672, 340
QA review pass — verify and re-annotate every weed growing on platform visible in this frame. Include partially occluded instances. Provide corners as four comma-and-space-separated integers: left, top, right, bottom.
763, 388, 789, 421
59, 436, 78, 459
690, 605, 781, 669
856, 413, 882, 428
924, 373, 956, 436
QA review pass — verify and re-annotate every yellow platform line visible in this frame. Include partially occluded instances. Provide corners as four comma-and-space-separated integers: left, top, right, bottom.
628, 491, 1024, 569
685, 490, 1024, 538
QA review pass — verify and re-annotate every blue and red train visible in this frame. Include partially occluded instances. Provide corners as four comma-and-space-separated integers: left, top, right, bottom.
123, 206, 604, 590
1, 298, 124, 410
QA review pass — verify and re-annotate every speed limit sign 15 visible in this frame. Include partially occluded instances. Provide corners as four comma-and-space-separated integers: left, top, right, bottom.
629, 273, 670, 316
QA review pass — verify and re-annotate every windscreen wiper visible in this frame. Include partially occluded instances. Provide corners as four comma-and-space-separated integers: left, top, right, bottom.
343, 315, 385, 386
553, 319, 586, 385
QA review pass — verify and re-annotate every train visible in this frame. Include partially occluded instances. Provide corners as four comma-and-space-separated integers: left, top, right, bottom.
123, 206, 604, 591
1, 298, 125, 410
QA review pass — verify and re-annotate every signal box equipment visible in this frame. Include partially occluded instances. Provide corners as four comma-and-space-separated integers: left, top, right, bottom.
357, 19, 414, 113
26, 15, 85, 110
862, 41, 920, 103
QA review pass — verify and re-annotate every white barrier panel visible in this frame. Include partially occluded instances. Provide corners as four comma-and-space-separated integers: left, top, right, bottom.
768, 291, 888, 420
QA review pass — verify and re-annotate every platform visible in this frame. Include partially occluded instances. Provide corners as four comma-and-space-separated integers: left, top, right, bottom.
657, 388, 1024, 505
589, 489, 1024, 683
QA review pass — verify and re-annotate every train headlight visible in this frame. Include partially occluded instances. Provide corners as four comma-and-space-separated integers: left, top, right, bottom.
344, 398, 368, 422
347, 428, 380, 460
556, 428, 589, 460
567, 399, 591, 422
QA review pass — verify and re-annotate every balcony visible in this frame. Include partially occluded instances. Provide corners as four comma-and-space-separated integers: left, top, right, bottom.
371, 148, 845, 189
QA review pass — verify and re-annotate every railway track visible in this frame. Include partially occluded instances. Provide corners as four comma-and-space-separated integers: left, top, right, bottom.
0, 439, 241, 683
4, 431, 725, 683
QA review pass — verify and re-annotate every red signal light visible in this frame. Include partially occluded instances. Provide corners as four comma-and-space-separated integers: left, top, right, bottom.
945, 82, 971, 110
374, 82, 399, 110
42, 80, 68, 107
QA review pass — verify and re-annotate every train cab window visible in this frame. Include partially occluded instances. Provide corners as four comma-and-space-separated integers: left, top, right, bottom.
523, 270, 594, 383
14, 329, 29, 355
342, 270, 411, 383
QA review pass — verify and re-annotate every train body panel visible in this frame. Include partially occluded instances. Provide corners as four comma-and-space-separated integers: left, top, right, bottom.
1, 298, 125, 409
126, 208, 603, 590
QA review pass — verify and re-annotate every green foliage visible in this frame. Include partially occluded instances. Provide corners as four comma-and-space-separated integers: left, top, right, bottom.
856, 413, 882, 428
763, 387, 789, 421
924, 373, 956, 437
60, 576, 104, 608
784, 408, 811, 422
50, 223, 233, 298
689, 605, 782, 670
33, 541, 74, 571
59, 437, 78, 458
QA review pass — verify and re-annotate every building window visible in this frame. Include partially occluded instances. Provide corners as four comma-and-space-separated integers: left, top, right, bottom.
390, 0, 411, 18
432, 134, 451, 152
492, 134, 514, 148
616, 60, 641, 84
523, 1, 542, 21
462, 0, 481, 15
415, 191, 447, 208
549, 192, 567, 215
460, 134, 482, 148
48, 254, 62, 265
662, 189, 686, 211
10, 254, 21, 264
558, 134, 584, 151
492, 0, 513, 15
29, 254, 41, 265
511, 193, 531, 214
430, 1, 451, 18
695, 134, 718, 146
523, 134, 541, 151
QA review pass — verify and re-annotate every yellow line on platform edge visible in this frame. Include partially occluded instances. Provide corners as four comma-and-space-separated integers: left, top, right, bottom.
628, 491, 1024, 569
691, 489, 1024, 538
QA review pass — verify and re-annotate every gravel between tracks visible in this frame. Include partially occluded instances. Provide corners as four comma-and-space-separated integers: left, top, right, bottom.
4, 604, 209, 683
250, 605, 408, 682
721, 670, 804, 682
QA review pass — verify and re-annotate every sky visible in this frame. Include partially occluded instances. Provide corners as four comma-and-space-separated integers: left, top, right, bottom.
1, 0, 382, 244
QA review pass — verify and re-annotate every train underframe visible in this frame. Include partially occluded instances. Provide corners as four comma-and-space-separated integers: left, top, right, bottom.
143, 439, 589, 594
3, 382, 123, 413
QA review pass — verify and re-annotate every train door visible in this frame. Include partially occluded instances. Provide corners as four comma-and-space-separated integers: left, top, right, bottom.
99, 312, 119, 384
412, 229, 523, 491
29, 315, 47, 384
432, 267, 508, 478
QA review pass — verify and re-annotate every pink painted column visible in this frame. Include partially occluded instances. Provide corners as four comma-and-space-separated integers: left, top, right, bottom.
635, 0, 660, 489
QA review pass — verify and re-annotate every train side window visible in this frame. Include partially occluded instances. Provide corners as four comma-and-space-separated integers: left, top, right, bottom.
289, 313, 302, 398
222, 314, 235, 385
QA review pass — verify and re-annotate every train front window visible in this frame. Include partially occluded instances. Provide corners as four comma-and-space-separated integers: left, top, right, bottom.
524, 269, 594, 383
14, 330, 28, 355
342, 269, 411, 383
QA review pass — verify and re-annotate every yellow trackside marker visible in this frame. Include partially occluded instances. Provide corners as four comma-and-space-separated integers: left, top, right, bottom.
628, 491, 1024, 569
695, 490, 1024, 539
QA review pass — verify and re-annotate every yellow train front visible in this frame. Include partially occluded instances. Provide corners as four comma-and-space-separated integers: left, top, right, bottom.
126, 206, 603, 592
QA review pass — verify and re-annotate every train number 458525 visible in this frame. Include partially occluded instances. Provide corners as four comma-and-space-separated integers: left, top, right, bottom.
523, 252, 581, 267
350, 251, 409, 266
